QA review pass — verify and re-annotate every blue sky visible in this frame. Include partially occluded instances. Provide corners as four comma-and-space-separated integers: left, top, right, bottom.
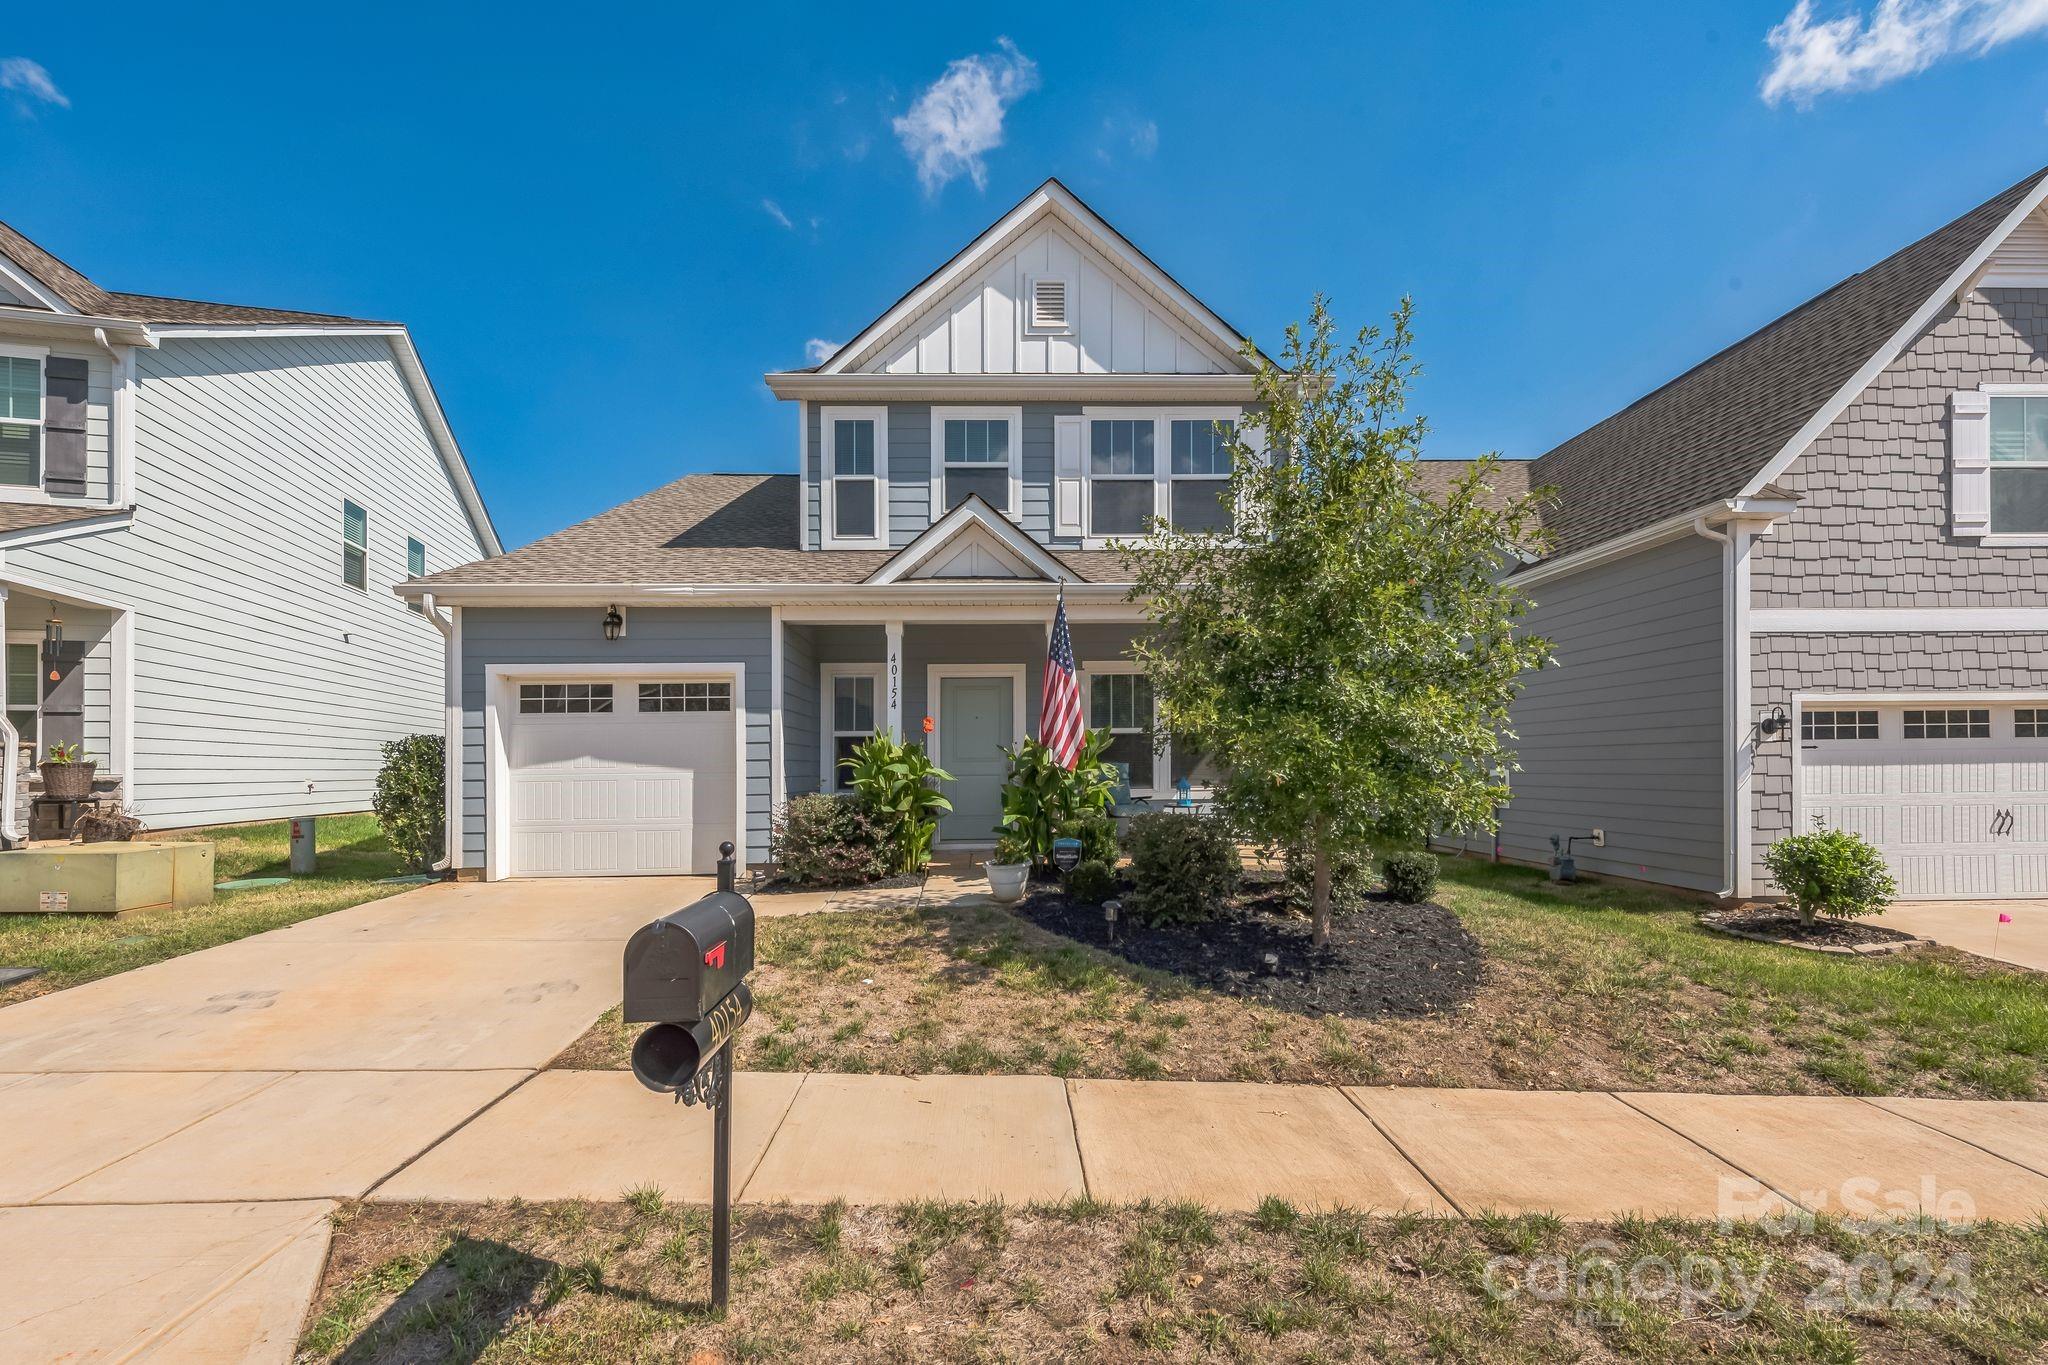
5, 3, 2048, 549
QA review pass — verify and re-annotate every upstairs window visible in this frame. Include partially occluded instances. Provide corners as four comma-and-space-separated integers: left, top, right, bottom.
406, 538, 426, 613
341, 500, 368, 591
0, 353, 42, 488
935, 410, 1017, 515
1989, 396, 2048, 534
1169, 417, 1234, 533
822, 408, 887, 547
1089, 418, 1155, 537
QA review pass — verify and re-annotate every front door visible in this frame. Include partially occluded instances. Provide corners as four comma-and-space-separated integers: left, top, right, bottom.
937, 674, 1014, 846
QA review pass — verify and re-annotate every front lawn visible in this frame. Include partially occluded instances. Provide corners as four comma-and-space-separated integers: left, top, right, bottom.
303, 1198, 2048, 1363
0, 813, 415, 1005
554, 858, 2047, 1100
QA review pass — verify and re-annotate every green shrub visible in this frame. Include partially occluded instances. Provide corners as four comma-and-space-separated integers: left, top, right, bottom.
996, 730, 1117, 869
1283, 845, 1370, 913
1380, 851, 1440, 903
372, 733, 444, 871
773, 792, 893, 887
1066, 858, 1118, 904
1059, 813, 1118, 866
1125, 812, 1238, 926
1761, 823, 1897, 925
843, 733, 954, 873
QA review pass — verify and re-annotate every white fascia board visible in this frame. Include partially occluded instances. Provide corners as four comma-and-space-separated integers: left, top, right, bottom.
0, 256, 73, 313
815, 181, 1256, 378
405, 579, 1141, 611
0, 306, 153, 346
152, 323, 504, 557
1512, 498, 1796, 588
866, 496, 1074, 584
1739, 169, 2048, 499
765, 372, 1259, 402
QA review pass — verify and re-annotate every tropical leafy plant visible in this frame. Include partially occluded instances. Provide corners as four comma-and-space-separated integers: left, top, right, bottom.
842, 732, 954, 874
1125, 298, 1555, 945
995, 729, 1117, 870
43, 742, 82, 765
1761, 822, 1897, 925
373, 733, 444, 871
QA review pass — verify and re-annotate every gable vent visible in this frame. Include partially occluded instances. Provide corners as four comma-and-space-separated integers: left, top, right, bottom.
1030, 276, 1069, 331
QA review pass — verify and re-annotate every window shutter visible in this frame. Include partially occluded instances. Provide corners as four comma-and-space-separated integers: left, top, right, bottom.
1951, 391, 1991, 537
43, 357, 88, 498
1054, 415, 1084, 537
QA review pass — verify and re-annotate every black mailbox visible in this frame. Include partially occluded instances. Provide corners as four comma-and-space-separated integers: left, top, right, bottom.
622, 889, 755, 1025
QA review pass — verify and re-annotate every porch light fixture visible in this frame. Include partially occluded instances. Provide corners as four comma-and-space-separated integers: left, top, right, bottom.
602, 605, 625, 642
1758, 705, 1789, 740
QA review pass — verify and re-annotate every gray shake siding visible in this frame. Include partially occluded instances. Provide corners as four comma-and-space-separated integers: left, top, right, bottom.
458, 607, 775, 864
1445, 536, 1727, 892
1748, 632, 2048, 888
1752, 289, 2048, 607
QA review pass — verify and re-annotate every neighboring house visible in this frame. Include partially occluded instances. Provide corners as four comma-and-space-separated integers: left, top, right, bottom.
0, 222, 499, 840
1434, 163, 2048, 903
409, 179, 1246, 878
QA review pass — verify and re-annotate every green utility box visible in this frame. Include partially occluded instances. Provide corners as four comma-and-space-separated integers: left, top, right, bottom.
0, 841, 216, 917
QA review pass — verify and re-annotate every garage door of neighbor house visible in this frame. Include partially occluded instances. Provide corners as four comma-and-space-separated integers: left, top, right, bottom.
1798, 702, 2048, 900
507, 677, 738, 877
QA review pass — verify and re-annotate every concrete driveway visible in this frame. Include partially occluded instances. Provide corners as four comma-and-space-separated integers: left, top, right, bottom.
1872, 900, 2047, 972
0, 875, 699, 1363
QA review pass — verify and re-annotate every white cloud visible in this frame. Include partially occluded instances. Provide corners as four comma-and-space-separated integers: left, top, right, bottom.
1761, 0, 2048, 105
1128, 119, 1159, 158
761, 198, 794, 230
805, 338, 840, 365
892, 38, 1040, 194
0, 58, 68, 111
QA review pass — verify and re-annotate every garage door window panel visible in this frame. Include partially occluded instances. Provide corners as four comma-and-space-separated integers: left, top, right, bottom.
1904, 708, 1990, 740
640, 681, 732, 713
1801, 709, 1878, 741
2017, 708, 2048, 738
519, 683, 613, 715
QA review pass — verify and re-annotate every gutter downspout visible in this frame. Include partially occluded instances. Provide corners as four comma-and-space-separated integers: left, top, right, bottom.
1692, 517, 1737, 900
0, 562, 18, 848
422, 593, 459, 873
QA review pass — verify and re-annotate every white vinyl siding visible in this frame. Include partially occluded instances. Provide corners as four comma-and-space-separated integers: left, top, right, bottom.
5, 333, 487, 827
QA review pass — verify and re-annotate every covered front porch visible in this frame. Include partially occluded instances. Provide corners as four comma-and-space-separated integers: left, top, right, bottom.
0, 573, 131, 846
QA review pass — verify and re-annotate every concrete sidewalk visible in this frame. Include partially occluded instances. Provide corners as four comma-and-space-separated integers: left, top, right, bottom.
373, 1071, 2048, 1226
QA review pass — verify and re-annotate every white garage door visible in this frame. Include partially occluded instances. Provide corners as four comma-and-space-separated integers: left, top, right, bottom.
1799, 703, 2048, 900
507, 678, 738, 877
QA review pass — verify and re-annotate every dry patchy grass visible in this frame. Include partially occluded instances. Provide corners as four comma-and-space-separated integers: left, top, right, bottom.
303, 1197, 2048, 1363
553, 859, 2046, 1100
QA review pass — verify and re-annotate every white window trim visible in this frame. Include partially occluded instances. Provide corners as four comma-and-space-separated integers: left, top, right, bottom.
820, 405, 889, 549
0, 341, 50, 500
341, 498, 369, 592
819, 663, 885, 792
1079, 407, 1243, 551
1078, 658, 1169, 798
929, 406, 1023, 526
1164, 407, 1241, 539
1023, 274, 1073, 335
4, 628, 41, 758
1960, 384, 2048, 542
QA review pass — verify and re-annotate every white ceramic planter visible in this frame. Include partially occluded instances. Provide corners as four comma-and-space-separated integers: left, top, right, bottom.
983, 861, 1030, 903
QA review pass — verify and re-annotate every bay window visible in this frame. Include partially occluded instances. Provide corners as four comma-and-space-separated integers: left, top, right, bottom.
822, 407, 887, 547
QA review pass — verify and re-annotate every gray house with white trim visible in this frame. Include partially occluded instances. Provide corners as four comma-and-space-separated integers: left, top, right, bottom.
1435, 163, 2048, 902
0, 221, 499, 838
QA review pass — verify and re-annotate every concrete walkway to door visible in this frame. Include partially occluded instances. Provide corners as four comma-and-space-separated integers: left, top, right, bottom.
0, 874, 705, 1364
1872, 900, 2048, 972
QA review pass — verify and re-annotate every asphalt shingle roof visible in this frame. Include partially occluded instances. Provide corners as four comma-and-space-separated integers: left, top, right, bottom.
418, 473, 1135, 587
0, 219, 393, 326
0, 504, 125, 536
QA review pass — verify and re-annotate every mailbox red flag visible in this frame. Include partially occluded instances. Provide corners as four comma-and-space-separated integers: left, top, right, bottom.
704, 941, 727, 969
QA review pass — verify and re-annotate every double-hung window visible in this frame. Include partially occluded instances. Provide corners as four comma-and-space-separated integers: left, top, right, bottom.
1086, 668, 1158, 793
1988, 395, 2048, 534
822, 407, 887, 547
933, 408, 1019, 516
1169, 416, 1234, 533
341, 500, 369, 591
1088, 418, 1155, 537
406, 538, 427, 613
823, 667, 883, 790
4, 641, 37, 755
0, 350, 43, 488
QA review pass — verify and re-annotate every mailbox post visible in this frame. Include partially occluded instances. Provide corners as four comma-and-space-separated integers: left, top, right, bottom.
622, 840, 754, 1311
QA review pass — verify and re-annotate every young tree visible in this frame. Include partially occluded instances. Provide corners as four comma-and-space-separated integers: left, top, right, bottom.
1126, 298, 1553, 946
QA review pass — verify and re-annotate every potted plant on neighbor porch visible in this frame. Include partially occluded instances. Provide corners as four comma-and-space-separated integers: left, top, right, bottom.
38, 742, 96, 801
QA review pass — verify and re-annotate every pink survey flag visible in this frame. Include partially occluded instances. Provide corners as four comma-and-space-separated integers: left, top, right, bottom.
1998, 913, 2014, 924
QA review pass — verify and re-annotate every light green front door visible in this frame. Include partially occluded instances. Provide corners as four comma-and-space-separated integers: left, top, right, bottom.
937, 675, 1013, 845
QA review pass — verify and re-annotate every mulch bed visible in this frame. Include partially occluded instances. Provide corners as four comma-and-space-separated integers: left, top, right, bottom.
751, 871, 925, 896
1016, 879, 1484, 1019
1700, 908, 1927, 954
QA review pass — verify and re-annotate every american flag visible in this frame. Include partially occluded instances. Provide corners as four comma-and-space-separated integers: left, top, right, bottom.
1041, 592, 1084, 768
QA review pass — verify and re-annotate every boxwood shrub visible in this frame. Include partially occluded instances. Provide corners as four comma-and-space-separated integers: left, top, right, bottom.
1124, 812, 1237, 926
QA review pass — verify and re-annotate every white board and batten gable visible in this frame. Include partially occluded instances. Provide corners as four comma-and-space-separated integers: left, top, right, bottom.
820, 181, 1255, 379
866, 496, 1072, 584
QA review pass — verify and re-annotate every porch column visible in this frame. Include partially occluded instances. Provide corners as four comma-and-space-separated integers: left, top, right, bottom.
885, 619, 904, 739
769, 606, 786, 812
